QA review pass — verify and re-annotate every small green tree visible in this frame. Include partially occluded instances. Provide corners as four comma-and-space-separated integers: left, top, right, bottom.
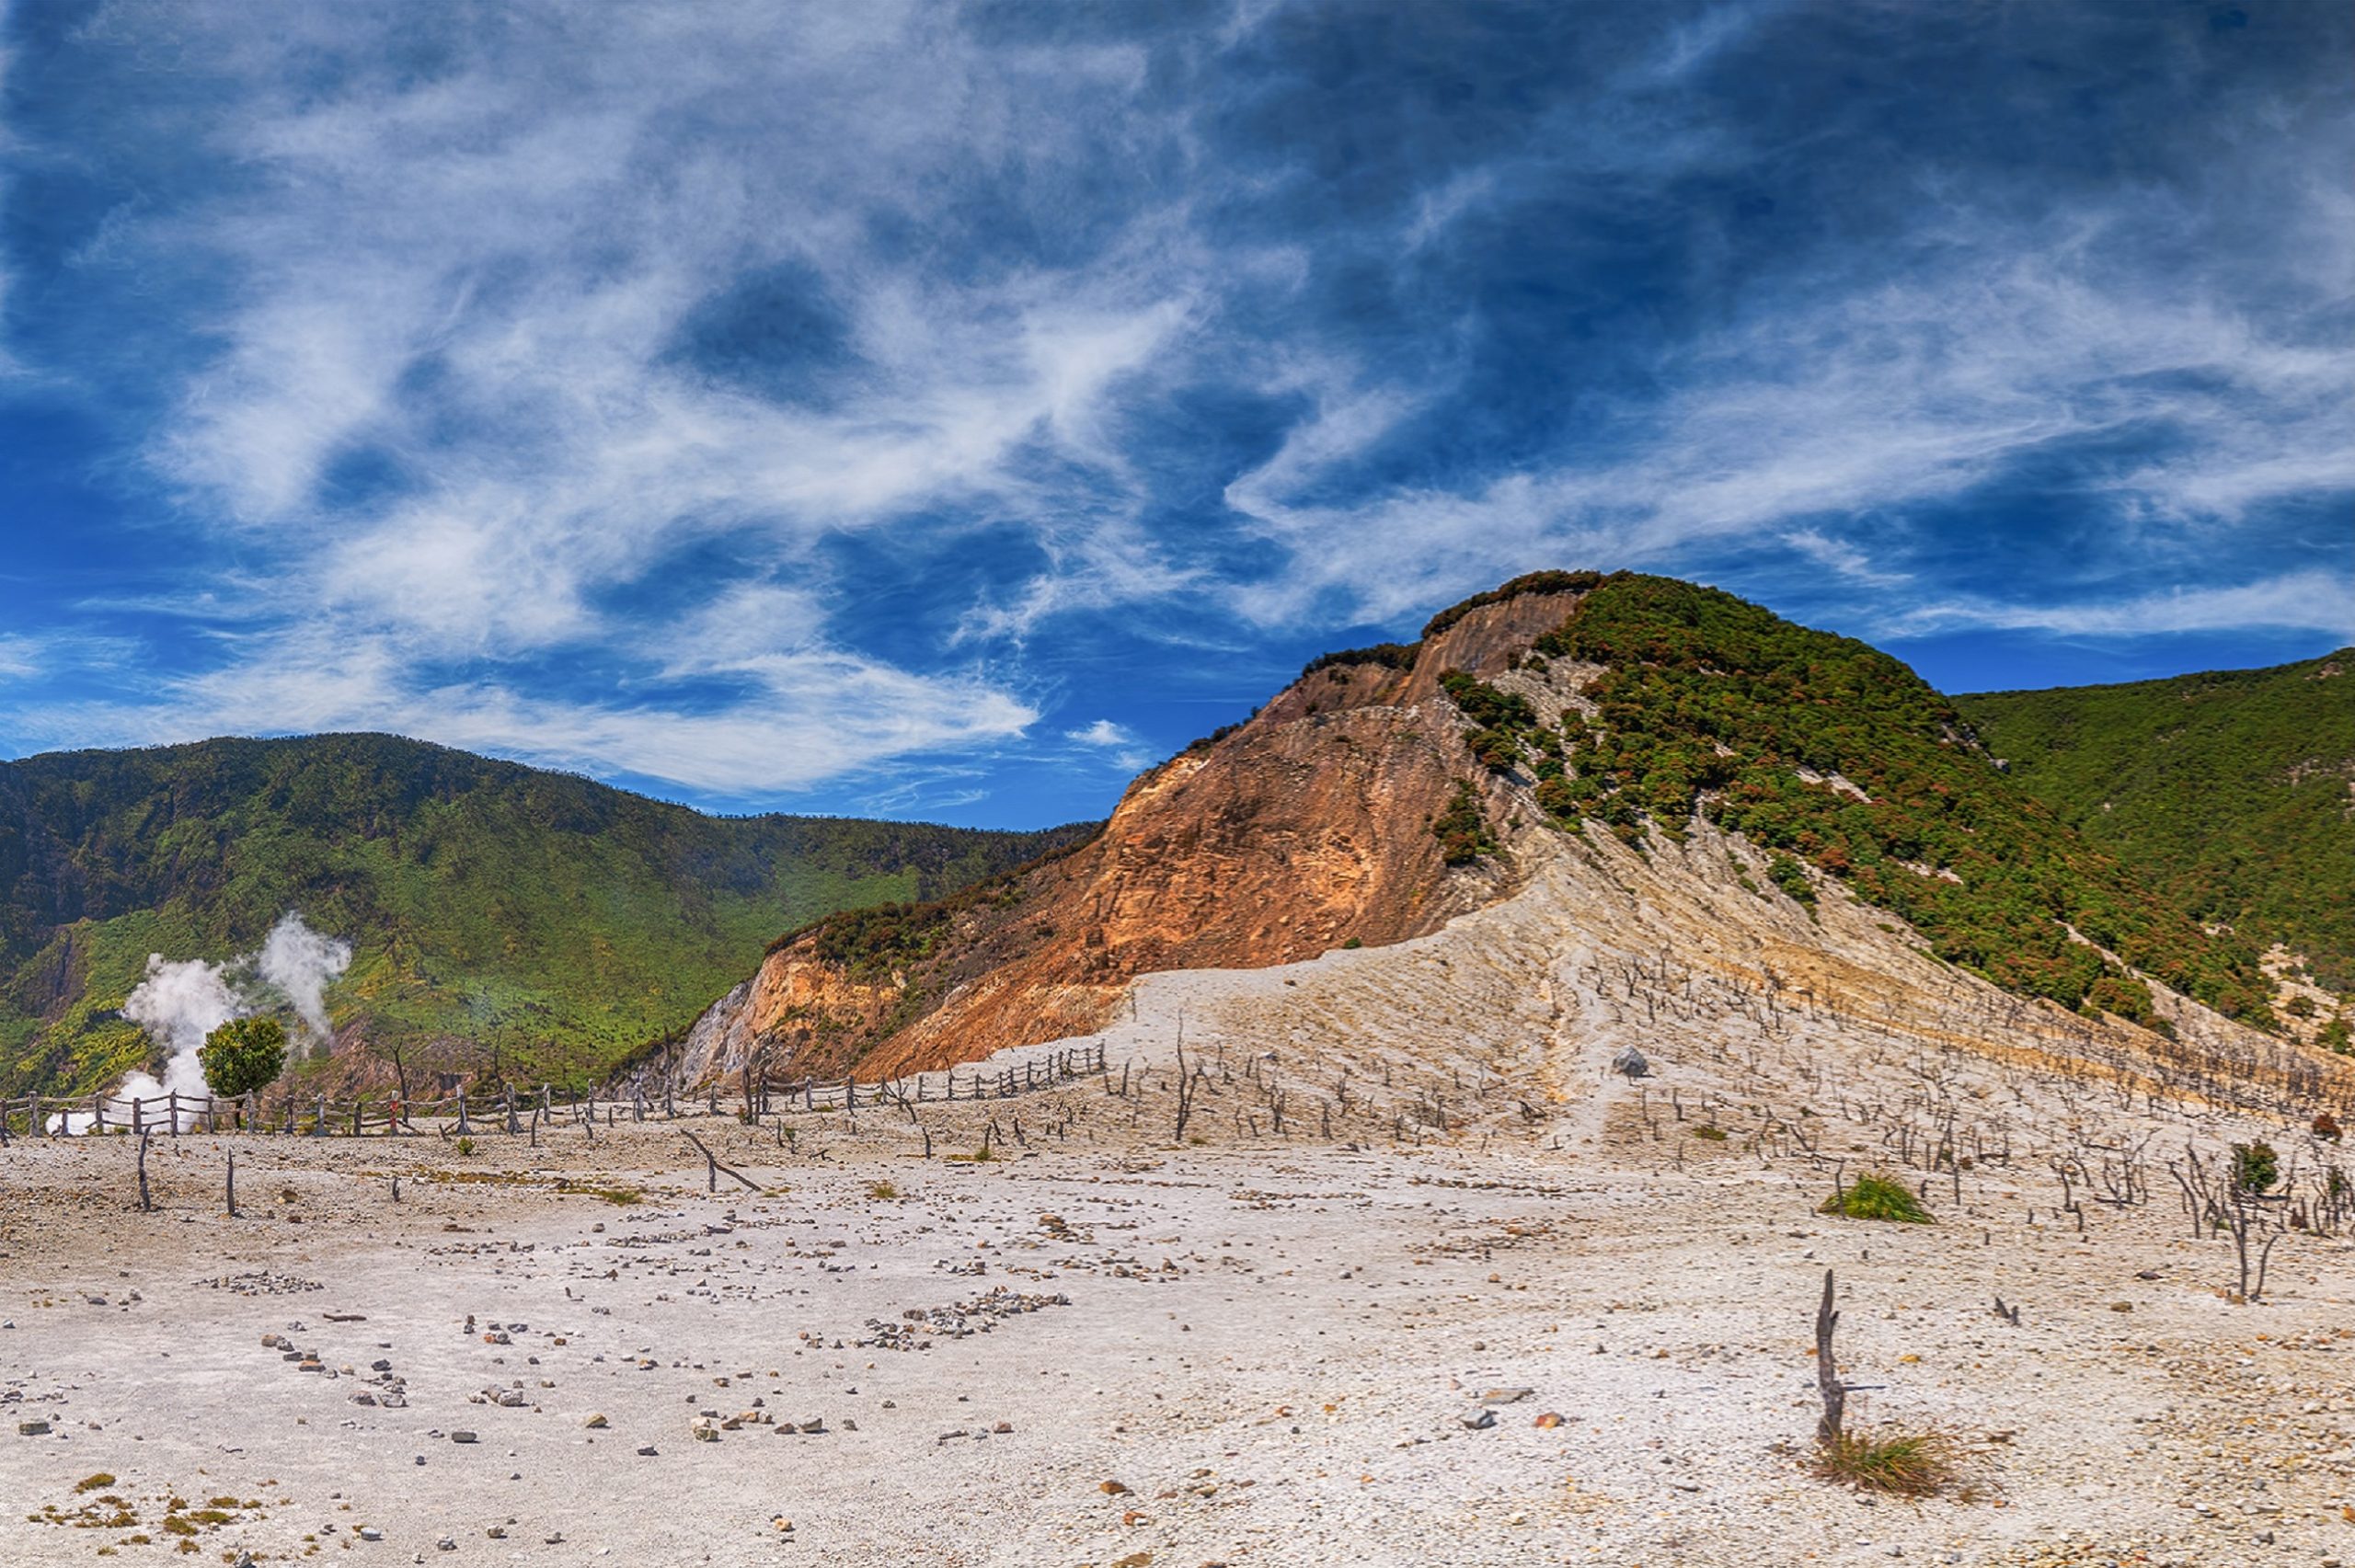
199, 1017, 287, 1099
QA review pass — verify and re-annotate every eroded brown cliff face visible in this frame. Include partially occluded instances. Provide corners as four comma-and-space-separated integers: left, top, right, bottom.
665, 586, 1591, 1086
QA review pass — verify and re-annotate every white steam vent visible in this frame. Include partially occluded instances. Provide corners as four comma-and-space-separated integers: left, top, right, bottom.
55, 911, 352, 1133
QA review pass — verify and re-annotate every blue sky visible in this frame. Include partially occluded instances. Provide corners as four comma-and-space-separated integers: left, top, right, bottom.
0, 1, 2348, 829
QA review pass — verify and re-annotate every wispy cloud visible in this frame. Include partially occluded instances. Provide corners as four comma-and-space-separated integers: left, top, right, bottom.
1884, 569, 2355, 643
0, 634, 38, 681
1063, 717, 1152, 771
1225, 238, 2355, 626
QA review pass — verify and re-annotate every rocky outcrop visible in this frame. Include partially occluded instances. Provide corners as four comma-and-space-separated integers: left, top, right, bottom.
661, 583, 1596, 1087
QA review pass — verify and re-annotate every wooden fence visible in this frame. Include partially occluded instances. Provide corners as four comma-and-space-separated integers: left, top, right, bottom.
0, 1041, 1109, 1142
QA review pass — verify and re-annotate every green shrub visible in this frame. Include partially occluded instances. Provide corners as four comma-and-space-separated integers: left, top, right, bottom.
2232, 1140, 2280, 1193
1766, 854, 1816, 910
2084, 974, 2161, 1029
1431, 782, 1498, 864
1820, 1173, 1932, 1224
454, 1136, 477, 1158
1302, 642, 1419, 680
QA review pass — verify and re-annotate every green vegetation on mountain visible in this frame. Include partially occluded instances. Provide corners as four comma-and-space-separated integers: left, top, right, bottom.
1430, 781, 1499, 865
1420, 568, 1606, 640
1433, 572, 2272, 1027
0, 734, 1092, 1094
1958, 651, 2355, 992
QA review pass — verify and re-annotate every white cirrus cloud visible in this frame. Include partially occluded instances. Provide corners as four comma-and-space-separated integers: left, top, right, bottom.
1880, 569, 2355, 644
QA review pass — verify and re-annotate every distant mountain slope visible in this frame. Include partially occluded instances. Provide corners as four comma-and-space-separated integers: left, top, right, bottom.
1959, 650, 2355, 993
663, 571, 2275, 1089
0, 734, 1092, 1094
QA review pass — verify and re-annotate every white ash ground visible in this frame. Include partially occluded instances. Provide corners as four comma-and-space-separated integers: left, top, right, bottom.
4, 830, 2351, 1566
3, 1108, 2352, 1568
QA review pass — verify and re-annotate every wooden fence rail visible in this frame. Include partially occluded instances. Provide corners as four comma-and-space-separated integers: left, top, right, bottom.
0, 1040, 1109, 1141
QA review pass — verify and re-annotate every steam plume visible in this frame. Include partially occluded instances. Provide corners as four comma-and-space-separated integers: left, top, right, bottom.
257, 911, 354, 1041
55, 911, 351, 1133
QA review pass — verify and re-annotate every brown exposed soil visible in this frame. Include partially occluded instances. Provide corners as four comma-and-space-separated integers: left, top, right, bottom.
667, 586, 1592, 1087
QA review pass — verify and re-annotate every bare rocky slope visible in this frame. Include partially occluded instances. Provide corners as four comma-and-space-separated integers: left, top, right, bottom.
655, 571, 2297, 1104
657, 583, 1575, 1089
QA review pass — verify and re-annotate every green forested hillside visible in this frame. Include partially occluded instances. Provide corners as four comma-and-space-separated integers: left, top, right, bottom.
0, 734, 1092, 1093
1438, 573, 2276, 1027
1959, 651, 2355, 991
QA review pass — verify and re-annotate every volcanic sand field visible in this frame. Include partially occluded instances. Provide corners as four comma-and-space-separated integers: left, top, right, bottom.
6, 832, 2354, 1567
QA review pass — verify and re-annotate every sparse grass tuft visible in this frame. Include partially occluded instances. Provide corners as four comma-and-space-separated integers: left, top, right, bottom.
1813, 1428, 1952, 1495
1689, 1125, 1729, 1141
73, 1474, 114, 1494
867, 1179, 897, 1201
1820, 1173, 1933, 1224
454, 1136, 477, 1157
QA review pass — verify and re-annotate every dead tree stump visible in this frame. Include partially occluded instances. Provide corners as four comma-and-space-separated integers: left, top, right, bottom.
1814, 1267, 1845, 1446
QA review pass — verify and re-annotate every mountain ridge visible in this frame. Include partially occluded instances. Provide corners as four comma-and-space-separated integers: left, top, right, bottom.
0, 732, 1091, 1094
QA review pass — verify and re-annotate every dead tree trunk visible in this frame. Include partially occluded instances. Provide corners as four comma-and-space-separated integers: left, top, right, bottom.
680, 1129, 760, 1194
1813, 1268, 1845, 1447
1172, 1041, 1199, 1144
135, 1129, 154, 1213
